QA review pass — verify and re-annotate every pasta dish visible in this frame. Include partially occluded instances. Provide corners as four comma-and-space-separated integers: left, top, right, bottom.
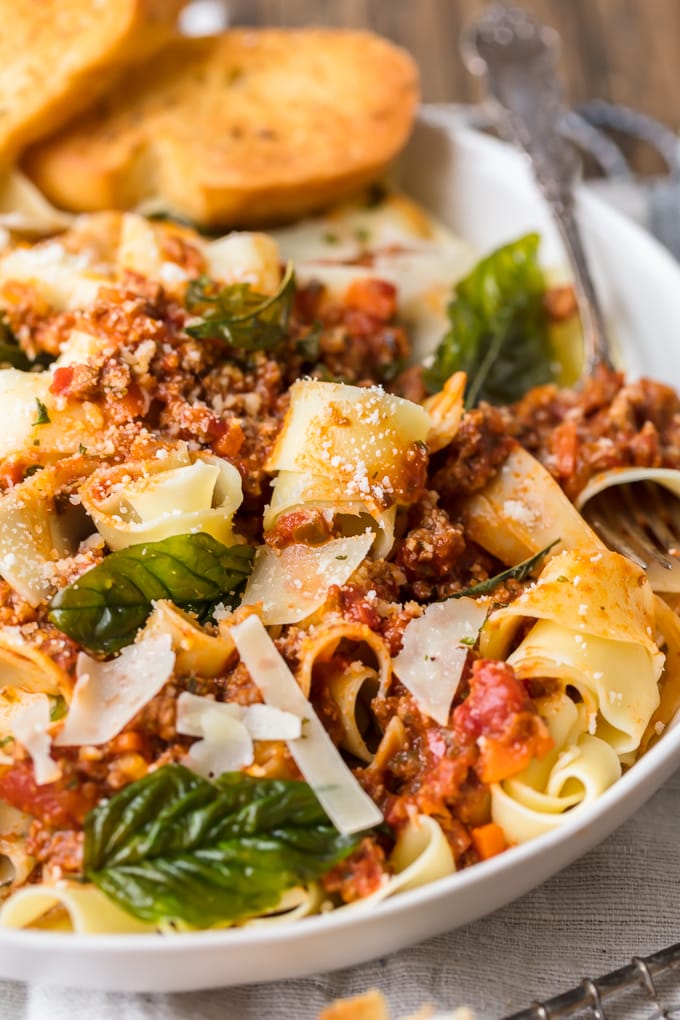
0, 192, 678, 935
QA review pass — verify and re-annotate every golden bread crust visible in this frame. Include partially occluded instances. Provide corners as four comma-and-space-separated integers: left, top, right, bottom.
317, 990, 390, 1020
23, 29, 420, 228
0, 0, 184, 163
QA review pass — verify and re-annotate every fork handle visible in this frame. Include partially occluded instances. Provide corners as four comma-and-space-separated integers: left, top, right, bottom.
549, 198, 613, 374
481, 29, 613, 374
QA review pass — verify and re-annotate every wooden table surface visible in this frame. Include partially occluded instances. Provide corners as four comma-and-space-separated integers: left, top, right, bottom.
229, 0, 680, 174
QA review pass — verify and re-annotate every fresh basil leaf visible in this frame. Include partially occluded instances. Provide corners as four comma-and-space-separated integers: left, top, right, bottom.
453, 539, 560, 599
424, 233, 555, 406
0, 316, 53, 370
48, 534, 254, 654
33, 398, 50, 425
0, 315, 30, 370
84, 764, 364, 928
186, 263, 295, 351
0, 341, 32, 370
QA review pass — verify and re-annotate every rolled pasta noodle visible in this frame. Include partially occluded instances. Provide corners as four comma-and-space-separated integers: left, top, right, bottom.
576, 466, 680, 593
482, 548, 663, 757
423, 371, 466, 453
204, 230, 282, 293
0, 882, 155, 934
0, 802, 34, 896
243, 885, 324, 928
0, 878, 322, 933
0, 370, 103, 468
0, 453, 95, 604
327, 663, 380, 763
491, 694, 621, 843
79, 444, 243, 550
143, 600, 236, 677
297, 621, 392, 700
640, 596, 680, 753
117, 215, 280, 294
265, 380, 430, 557
264, 470, 397, 559
339, 815, 455, 911
0, 627, 71, 698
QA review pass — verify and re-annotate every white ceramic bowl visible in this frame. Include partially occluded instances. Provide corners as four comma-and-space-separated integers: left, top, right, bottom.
3, 107, 680, 992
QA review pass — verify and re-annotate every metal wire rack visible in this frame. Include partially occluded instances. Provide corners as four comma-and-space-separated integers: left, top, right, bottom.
501, 943, 680, 1019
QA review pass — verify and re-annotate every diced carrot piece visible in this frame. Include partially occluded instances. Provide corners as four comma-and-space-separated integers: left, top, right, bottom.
471, 822, 507, 860
478, 736, 535, 784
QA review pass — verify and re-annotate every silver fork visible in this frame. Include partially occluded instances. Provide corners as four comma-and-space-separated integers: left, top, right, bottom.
461, 4, 680, 590
580, 481, 680, 592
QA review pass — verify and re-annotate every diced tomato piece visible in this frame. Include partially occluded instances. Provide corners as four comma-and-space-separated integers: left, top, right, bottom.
453, 660, 553, 782
344, 278, 397, 321
454, 660, 530, 741
0, 763, 97, 829
337, 584, 382, 631
0, 457, 28, 488
551, 420, 578, 479
49, 365, 75, 396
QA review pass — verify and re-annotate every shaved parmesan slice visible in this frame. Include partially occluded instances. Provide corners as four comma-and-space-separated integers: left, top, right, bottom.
242, 703, 302, 741
11, 696, 60, 786
176, 692, 301, 779
54, 634, 175, 747
177, 691, 301, 740
80, 450, 243, 551
184, 709, 253, 779
392, 598, 488, 725
242, 533, 374, 625
230, 615, 383, 835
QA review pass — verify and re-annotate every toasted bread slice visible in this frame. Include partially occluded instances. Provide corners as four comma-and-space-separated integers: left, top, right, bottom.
23, 29, 419, 228
0, 0, 184, 163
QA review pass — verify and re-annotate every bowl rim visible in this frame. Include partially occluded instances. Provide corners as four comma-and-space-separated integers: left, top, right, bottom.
3, 105, 680, 963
